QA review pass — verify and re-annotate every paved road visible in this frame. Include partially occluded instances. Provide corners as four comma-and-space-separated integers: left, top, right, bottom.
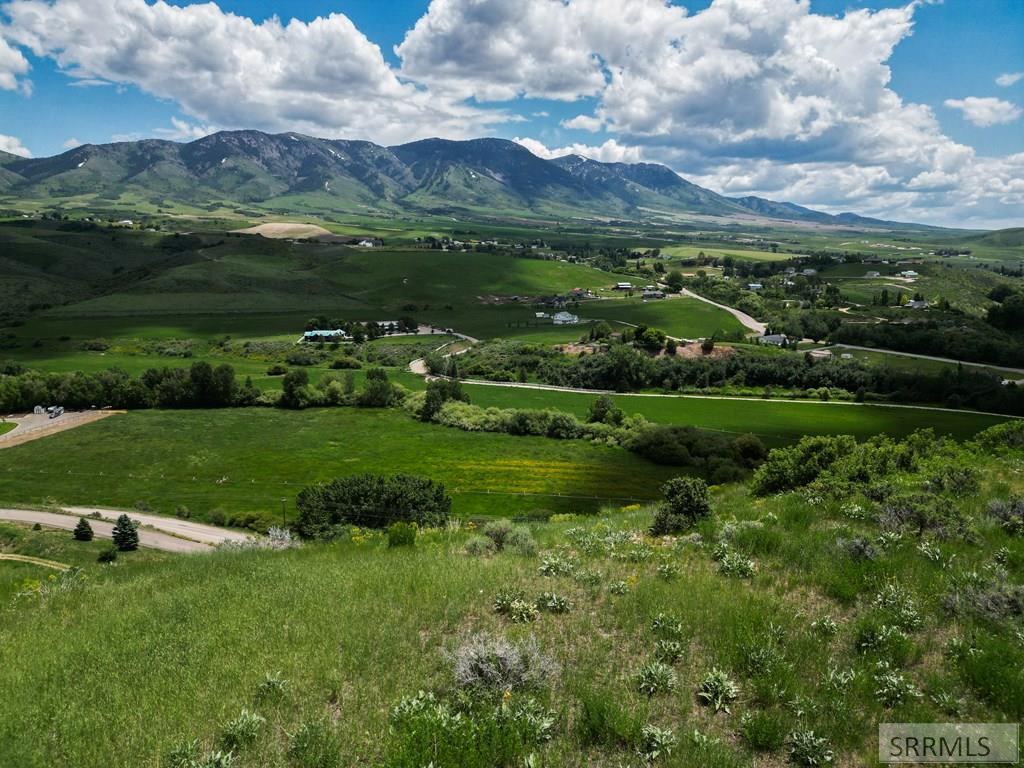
827, 344, 1024, 377
61, 506, 253, 546
0, 410, 122, 450
0, 509, 246, 553
678, 288, 767, 335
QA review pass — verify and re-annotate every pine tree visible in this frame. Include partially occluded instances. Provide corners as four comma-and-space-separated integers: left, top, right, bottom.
72, 517, 94, 542
111, 514, 139, 551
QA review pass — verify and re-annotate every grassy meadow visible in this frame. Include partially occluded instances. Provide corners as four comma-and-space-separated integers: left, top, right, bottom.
0, 426, 1021, 768
0, 408, 680, 521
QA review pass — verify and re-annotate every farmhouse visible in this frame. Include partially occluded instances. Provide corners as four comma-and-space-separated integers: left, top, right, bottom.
552, 311, 580, 325
303, 329, 348, 341
759, 334, 789, 347
642, 289, 666, 299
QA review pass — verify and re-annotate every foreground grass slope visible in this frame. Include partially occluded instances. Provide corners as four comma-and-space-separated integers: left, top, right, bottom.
1, 424, 1022, 767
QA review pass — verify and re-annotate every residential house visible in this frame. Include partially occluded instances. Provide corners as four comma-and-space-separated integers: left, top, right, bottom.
747, 283, 763, 291
552, 311, 580, 325
759, 334, 788, 347
613, 282, 633, 291
303, 329, 349, 342
807, 348, 833, 362
642, 289, 665, 299
865, 271, 881, 278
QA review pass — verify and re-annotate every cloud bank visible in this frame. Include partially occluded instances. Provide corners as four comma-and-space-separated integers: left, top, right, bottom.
0, 0, 1021, 227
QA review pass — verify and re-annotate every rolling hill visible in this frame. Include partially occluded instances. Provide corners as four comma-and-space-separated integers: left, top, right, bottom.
1, 130, 929, 228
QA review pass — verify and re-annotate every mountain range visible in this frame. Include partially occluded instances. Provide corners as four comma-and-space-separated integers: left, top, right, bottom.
0, 131, 922, 229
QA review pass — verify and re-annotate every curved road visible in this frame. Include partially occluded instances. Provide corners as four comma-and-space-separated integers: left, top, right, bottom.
0, 508, 251, 553
678, 288, 766, 335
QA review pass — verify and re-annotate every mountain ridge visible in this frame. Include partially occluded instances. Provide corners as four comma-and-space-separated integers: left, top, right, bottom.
1, 130, 935, 229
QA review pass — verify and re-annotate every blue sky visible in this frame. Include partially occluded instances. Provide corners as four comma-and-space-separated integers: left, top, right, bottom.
0, 0, 1021, 227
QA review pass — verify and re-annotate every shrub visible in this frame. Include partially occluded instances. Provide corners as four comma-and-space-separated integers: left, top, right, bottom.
751, 435, 857, 495
697, 669, 739, 713
872, 662, 923, 707
387, 692, 554, 767
255, 671, 289, 703
718, 551, 756, 578
987, 497, 1024, 536
811, 616, 840, 636
329, 356, 361, 370
872, 581, 923, 631
97, 547, 118, 564
447, 633, 559, 695
219, 709, 264, 751
386, 521, 417, 548
655, 561, 680, 581
836, 537, 877, 561
464, 535, 496, 556
788, 730, 834, 766
287, 719, 342, 768
267, 363, 288, 376
650, 476, 712, 535
654, 639, 684, 665
295, 473, 450, 536
636, 661, 677, 697
638, 724, 676, 761
492, 587, 525, 615
651, 612, 684, 640
166, 739, 201, 768
72, 517, 93, 542
482, 519, 514, 550
507, 600, 539, 623
535, 592, 570, 614
111, 514, 139, 551
538, 552, 577, 576
506, 527, 537, 556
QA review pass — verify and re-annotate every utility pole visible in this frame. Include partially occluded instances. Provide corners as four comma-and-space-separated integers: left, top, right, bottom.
280, 497, 287, 528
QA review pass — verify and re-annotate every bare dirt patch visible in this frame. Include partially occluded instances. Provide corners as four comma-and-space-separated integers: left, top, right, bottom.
231, 222, 335, 239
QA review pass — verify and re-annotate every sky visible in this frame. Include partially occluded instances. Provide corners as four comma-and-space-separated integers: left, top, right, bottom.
0, 0, 1021, 228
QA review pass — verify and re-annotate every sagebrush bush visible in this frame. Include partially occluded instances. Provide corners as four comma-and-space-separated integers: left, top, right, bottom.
447, 633, 559, 695
493, 587, 526, 615
465, 535, 496, 556
872, 662, 922, 707
650, 612, 684, 640
482, 519, 514, 550
718, 551, 756, 578
506, 526, 537, 556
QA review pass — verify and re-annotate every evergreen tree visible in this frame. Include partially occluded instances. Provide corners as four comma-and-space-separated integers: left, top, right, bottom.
72, 517, 94, 542
112, 514, 139, 551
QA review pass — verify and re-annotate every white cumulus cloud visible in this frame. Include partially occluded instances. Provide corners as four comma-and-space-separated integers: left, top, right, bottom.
0, 133, 31, 156
996, 72, 1023, 87
561, 114, 604, 132
0, 0, 504, 144
0, 34, 29, 91
944, 96, 1022, 126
